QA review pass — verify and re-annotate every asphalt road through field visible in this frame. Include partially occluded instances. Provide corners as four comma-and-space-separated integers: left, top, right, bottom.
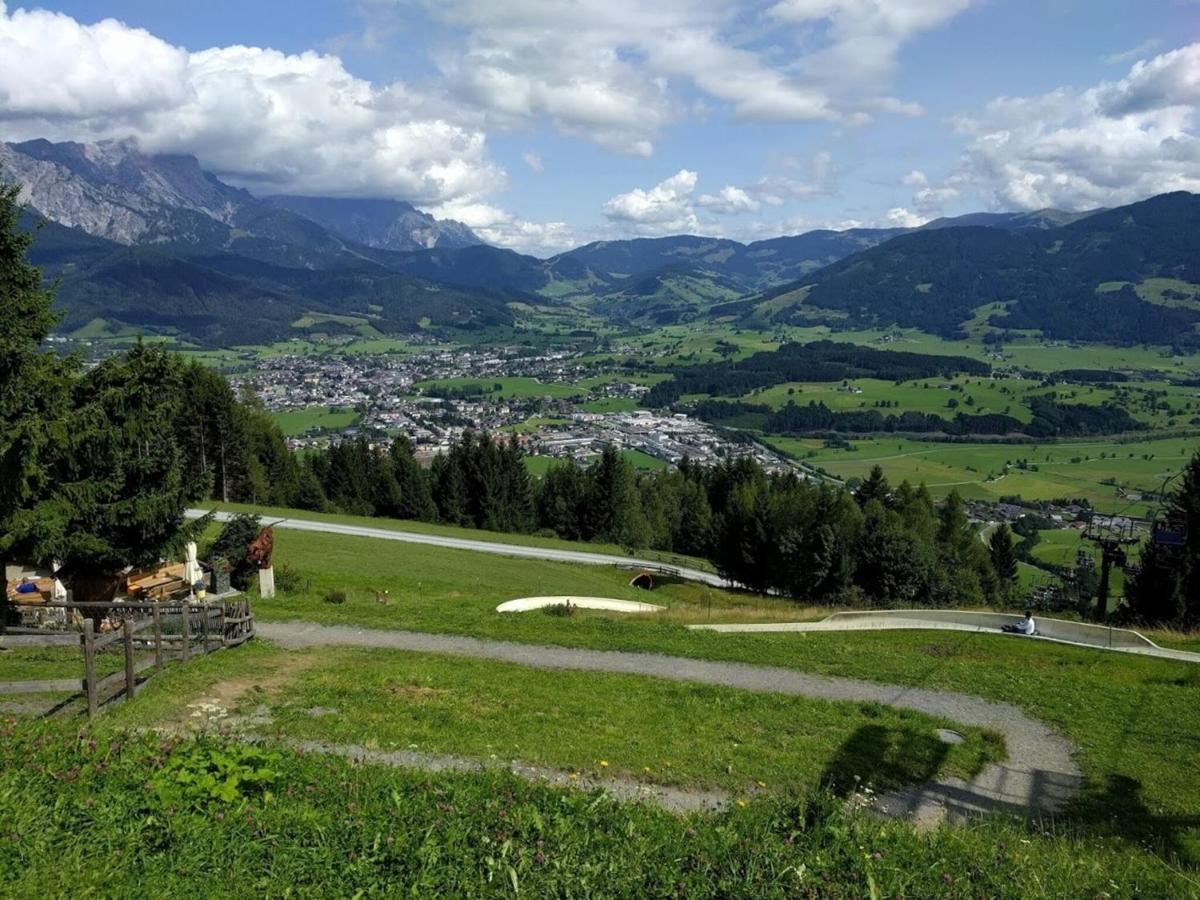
187, 510, 727, 587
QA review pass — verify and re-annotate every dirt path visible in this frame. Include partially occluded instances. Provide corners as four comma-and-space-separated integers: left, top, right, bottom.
258, 621, 1084, 826
165, 650, 319, 731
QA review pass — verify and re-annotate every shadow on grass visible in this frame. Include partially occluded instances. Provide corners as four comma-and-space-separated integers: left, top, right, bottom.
1070, 774, 1200, 867
820, 723, 949, 796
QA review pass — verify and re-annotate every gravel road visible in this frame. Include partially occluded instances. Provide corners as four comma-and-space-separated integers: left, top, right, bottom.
259, 621, 1083, 825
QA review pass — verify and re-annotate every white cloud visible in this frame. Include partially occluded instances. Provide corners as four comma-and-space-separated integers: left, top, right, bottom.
770, 0, 974, 108
879, 207, 927, 228
602, 169, 706, 234
745, 151, 839, 205
522, 151, 544, 173
428, 200, 575, 256
912, 185, 961, 213
602, 156, 852, 238
0, 3, 188, 118
406, 0, 976, 153
902, 170, 962, 213
954, 43, 1200, 211
697, 185, 761, 215
1103, 38, 1160, 65
0, 3, 504, 206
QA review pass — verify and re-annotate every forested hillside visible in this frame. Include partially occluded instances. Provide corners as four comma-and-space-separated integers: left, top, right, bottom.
759, 192, 1200, 346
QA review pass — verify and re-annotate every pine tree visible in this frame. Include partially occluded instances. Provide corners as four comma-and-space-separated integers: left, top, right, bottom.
855, 500, 933, 606
432, 451, 468, 526
537, 463, 588, 540
389, 437, 435, 521
855, 465, 891, 509
586, 447, 648, 550
177, 361, 244, 502
932, 491, 992, 606
988, 524, 1019, 599
6, 343, 209, 602
0, 184, 72, 614
1126, 450, 1200, 626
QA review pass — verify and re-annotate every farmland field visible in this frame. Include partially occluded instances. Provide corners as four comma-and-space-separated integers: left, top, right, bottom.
273, 406, 361, 436
769, 434, 1197, 514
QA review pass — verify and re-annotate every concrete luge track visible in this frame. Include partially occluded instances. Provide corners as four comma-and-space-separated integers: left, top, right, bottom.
692, 610, 1200, 663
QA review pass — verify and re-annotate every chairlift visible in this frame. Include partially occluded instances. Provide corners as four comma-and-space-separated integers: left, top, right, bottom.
1151, 520, 1187, 548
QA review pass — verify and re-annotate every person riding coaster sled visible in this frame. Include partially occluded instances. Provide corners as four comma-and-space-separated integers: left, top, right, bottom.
1001, 610, 1036, 636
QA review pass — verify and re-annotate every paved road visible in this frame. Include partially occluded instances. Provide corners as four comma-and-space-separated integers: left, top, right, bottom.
260, 621, 1083, 825
187, 510, 726, 587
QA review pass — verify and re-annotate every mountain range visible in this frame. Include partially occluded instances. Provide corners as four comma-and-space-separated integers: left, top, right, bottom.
2, 138, 1197, 349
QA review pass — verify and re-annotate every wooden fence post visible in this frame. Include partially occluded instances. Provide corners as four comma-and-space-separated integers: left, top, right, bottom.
200, 602, 209, 654
180, 602, 190, 662
123, 619, 136, 700
218, 602, 227, 648
82, 619, 97, 719
153, 602, 163, 669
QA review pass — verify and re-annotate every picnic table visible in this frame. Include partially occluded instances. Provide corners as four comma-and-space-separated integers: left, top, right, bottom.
126, 564, 190, 600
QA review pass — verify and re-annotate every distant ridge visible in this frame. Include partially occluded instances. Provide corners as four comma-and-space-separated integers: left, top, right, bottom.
261, 195, 482, 252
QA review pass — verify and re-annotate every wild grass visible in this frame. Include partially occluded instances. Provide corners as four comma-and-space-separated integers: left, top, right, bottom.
0, 645, 121, 684
0, 719, 1192, 898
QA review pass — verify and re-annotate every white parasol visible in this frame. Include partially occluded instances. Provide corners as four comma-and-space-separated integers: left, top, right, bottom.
183, 542, 203, 591
51, 560, 67, 602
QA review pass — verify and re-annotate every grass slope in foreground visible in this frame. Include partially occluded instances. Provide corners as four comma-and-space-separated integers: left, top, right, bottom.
1, 717, 1187, 898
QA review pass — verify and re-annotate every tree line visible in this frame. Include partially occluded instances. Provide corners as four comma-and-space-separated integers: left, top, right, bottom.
294, 434, 1016, 607
693, 397, 1144, 439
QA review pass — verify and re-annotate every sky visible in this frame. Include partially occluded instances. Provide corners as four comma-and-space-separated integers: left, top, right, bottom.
0, 0, 1198, 256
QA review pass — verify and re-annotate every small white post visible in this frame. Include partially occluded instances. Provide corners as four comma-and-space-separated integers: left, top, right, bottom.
259, 566, 276, 600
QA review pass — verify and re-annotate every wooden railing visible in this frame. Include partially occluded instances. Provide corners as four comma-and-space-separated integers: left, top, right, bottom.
0, 595, 254, 716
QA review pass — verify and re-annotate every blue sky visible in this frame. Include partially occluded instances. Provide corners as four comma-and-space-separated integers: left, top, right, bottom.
2, 0, 1199, 254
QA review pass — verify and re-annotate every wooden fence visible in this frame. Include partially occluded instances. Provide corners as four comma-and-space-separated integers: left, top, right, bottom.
0, 594, 254, 717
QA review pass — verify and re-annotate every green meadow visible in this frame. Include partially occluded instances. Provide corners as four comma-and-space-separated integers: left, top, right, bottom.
769, 434, 1198, 514
272, 406, 361, 436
